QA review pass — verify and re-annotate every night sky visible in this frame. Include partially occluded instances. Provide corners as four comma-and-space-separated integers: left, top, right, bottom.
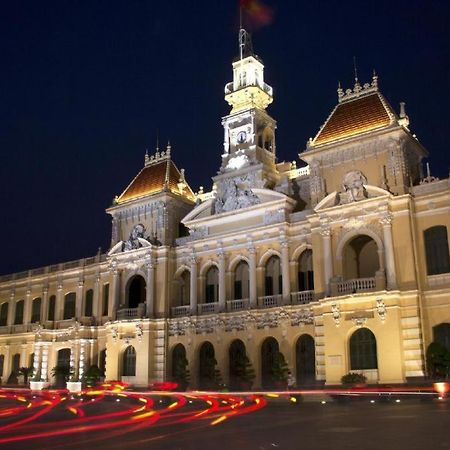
1, 0, 449, 275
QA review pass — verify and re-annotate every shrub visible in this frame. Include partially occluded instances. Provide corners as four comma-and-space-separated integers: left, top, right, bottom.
341, 372, 367, 385
426, 342, 450, 379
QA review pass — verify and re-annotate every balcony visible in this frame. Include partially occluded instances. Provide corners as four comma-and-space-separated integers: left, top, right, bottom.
116, 304, 146, 321
291, 290, 315, 305
198, 302, 220, 315
258, 294, 282, 309
0, 325, 10, 334
334, 277, 377, 296
226, 298, 250, 312
171, 305, 191, 318
224, 81, 273, 96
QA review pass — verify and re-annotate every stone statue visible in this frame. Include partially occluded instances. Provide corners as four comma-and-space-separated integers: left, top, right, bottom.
122, 224, 151, 251
342, 170, 368, 202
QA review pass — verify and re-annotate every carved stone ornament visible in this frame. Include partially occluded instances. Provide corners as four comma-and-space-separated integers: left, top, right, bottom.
224, 315, 246, 332
341, 170, 368, 203
256, 312, 279, 329
331, 303, 341, 326
168, 318, 194, 336
122, 224, 152, 252
291, 309, 314, 326
376, 298, 386, 322
111, 326, 119, 342
135, 322, 144, 341
214, 176, 261, 214
195, 317, 225, 334
351, 316, 367, 327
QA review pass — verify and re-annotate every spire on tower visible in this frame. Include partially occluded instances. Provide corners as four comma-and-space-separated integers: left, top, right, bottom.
239, 28, 254, 60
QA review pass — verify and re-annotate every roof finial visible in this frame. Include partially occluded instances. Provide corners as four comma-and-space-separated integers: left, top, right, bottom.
144, 148, 149, 166
164, 142, 171, 191
156, 129, 159, 152
337, 81, 344, 102
353, 56, 362, 93
371, 69, 378, 89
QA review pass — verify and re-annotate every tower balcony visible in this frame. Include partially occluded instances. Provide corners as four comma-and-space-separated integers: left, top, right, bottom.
224, 81, 273, 96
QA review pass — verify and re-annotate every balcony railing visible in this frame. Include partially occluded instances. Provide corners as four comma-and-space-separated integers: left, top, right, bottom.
198, 302, 220, 315
171, 305, 191, 318
337, 277, 376, 295
258, 294, 282, 309
57, 318, 78, 329
226, 298, 249, 312
0, 325, 10, 334
291, 290, 314, 305
116, 308, 138, 320
224, 81, 273, 96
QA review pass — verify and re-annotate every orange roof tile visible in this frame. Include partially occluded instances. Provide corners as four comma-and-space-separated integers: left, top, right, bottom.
313, 93, 394, 146
117, 159, 195, 204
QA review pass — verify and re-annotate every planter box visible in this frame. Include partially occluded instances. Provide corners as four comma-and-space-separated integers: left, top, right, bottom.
66, 381, 82, 392
30, 381, 50, 391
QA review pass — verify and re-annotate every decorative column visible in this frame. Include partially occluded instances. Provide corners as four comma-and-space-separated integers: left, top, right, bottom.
380, 214, 397, 289
320, 227, 333, 295
145, 257, 155, 318
78, 341, 86, 381
56, 282, 64, 321
218, 250, 226, 312
280, 240, 291, 305
7, 290, 15, 326
42, 286, 49, 325
248, 246, 257, 308
32, 343, 41, 380
189, 256, 198, 315
76, 279, 84, 319
40, 344, 49, 382
69, 342, 76, 380
110, 261, 120, 316
93, 274, 101, 320
24, 288, 32, 324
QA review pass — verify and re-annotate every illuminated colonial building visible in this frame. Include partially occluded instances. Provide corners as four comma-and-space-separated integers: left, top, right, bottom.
1, 30, 449, 390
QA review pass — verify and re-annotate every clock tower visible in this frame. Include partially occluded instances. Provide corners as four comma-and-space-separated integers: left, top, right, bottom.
217, 29, 278, 187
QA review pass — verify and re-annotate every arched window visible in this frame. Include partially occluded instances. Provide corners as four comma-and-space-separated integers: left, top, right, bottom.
0, 354, 4, 378
14, 300, 24, 325
296, 335, 315, 385
102, 284, 110, 316
171, 344, 188, 386
179, 271, 190, 306
424, 226, 450, 275
63, 292, 76, 320
261, 337, 279, 389
205, 266, 219, 303
48, 295, 56, 321
350, 328, 378, 370
122, 346, 136, 376
12, 353, 21, 374
265, 256, 282, 296
234, 261, 249, 300
433, 323, 450, 350
57, 349, 71, 371
31, 297, 41, 323
0, 303, 8, 326
199, 341, 216, 390
84, 289, 93, 316
343, 235, 379, 280
229, 339, 247, 390
99, 349, 107, 375
127, 276, 146, 309
298, 250, 314, 291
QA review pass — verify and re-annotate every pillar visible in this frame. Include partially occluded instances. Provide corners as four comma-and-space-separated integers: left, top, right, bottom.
32, 343, 41, 380
281, 241, 291, 304
76, 279, 84, 319
145, 259, 155, 318
94, 274, 101, 320
380, 214, 397, 289
42, 286, 49, 325
24, 289, 32, 324
190, 256, 198, 315
41, 344, 49, 382
78, 341, 86, 381
56, 283, 64, 321
321, 227, 333, 295
218, 251, 226, 311
111, 267, 120, 316
248, 247, 257, 308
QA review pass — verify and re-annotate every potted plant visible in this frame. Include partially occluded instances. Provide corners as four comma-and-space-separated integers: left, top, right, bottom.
172, 356, 190, 391
19, 367, 32, 385
341, 372, 367, 387
271, 352, 289, 389
200, 355, 221, 390
84, 365, 103, 387
232, 355, 255, 391
426, 342, 450, 379
51, 365, 71, 389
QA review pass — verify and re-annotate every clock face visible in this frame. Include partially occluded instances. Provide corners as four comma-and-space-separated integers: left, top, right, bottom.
237, 131, 247, 144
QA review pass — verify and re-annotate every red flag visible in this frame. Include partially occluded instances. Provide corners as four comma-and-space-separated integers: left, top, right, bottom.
240, 0, 274, 29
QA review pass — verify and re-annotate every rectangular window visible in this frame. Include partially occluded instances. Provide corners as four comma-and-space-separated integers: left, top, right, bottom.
48, 296, 55, 321
265, 276, 273, 296
102, 283, 109, 316
205, 284, 215, 303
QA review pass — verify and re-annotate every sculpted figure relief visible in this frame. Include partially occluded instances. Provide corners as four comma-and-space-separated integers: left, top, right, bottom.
214, 177, 260, 214
342, 170, 368, 202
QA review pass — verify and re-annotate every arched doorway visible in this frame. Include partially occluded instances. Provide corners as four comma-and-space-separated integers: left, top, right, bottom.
234, 261, 249, 300
122, 346, 136, 377
198, 342, 216, 390
261, 337, 279, 389
296, 335, 315, 386
350, 328, 378, 381
229, 339, 246, 390
127, 276, 146, 308
172, 344, 188, 389
433, 323, 450, 350
298, 250, 314, 291
57, 348, 71, 371
205, 266, 219, 303
343, 235, 379, 280
99, 349, 106, 375
265, 256, 282, 296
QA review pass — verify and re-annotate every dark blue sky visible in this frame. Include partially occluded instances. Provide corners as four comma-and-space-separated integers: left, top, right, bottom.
1, 0, 449, 275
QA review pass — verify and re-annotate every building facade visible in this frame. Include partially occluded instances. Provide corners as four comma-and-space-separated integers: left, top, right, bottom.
1, 30, 449, 389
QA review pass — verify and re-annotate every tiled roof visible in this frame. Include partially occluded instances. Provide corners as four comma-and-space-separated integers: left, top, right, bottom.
117, 159, 195, 204
312, 92, 394, 146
